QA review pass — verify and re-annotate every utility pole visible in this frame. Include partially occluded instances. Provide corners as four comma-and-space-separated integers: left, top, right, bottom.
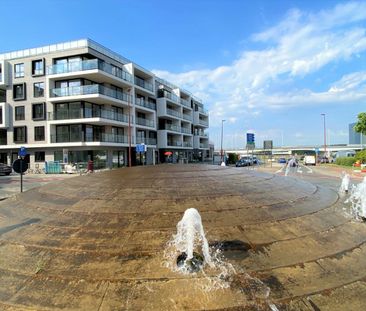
128, 88, 132, 167
321, 113, 327, 157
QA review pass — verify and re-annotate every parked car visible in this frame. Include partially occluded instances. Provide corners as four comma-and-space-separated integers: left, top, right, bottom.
0, 163, 12, 175
236, 159, 250, 167
278, 158, 287, 164
319, 156, 329, 163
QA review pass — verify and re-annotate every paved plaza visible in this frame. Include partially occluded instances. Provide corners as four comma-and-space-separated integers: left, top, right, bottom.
0, 165, 366, 310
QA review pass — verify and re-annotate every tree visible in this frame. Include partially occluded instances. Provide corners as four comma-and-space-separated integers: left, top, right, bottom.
354, 112, 366, 136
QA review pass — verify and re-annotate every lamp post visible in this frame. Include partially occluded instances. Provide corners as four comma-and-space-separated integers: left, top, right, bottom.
220, 119, 226, 163
321, 113, 327, 157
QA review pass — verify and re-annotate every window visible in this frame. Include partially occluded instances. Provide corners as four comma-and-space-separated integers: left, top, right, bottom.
14, 126, 27, 143
34, 126, 45, 141
13, 83, 26, 100
14, 63, 24, 78
15, 106, 25, 121
32, 59, 44, 76
0, 107, 2, 125
32, 103, 45, 120
35, 151, 45, 162
34, 82, 45, 97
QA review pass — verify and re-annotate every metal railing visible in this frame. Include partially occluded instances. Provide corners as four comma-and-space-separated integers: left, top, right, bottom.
50, 84, 131, 103
196, 106, 209, 114
168, 140, 182, 147
200, 143, 209, 148
134, 76, 153, 92
135, 97, 156, 110
198, 119, 209, 126
135, 117, 155, 128
158, 90, 179, 103
183, 141, 192, 147
47, 59, 133, 83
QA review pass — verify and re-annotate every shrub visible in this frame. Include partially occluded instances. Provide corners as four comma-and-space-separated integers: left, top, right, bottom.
355, 150, 366, 164
335, 156, 356, 166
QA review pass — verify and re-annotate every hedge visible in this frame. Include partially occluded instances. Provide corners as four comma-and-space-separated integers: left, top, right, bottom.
335, 157, 356, 166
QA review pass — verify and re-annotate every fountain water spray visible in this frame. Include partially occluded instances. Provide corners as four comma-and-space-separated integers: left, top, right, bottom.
169, 208, 213, 272
339, 171, 351, 195
345, 176, 366, 220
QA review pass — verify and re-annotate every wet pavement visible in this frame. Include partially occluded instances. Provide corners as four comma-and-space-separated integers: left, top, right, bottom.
0, 164, 365, 310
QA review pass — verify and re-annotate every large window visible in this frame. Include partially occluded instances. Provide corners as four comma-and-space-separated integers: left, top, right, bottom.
15, 106, 25, 121
13, 83, 26, 100
0, 107, 2, 125
35, 151, 45, 162
14, 63, 24, 78
34, 126, 45, 141
32, 103, 45, 120
34, 82, 45, 97
32, 59, 44, 76
14, 126, 27, 143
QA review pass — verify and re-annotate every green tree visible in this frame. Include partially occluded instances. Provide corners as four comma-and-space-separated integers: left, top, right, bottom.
354, 112, 366, 136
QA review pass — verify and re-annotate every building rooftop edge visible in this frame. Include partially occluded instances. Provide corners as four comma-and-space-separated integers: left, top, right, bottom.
0, 38, 202, 103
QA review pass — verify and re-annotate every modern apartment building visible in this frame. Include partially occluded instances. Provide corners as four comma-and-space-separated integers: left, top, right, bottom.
0, 39, 209, 169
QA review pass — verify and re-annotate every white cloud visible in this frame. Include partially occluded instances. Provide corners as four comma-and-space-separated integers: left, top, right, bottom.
152, 2, 366, 129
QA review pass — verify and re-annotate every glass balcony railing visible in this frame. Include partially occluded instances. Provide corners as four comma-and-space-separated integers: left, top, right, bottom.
181, 127, 191, 134
135, 117, 155, 128
134, 76, 153, 92
51, 133, 130, 144
136, 137, 157, 145
167, 108, 182, 119
183, 141, 192, 147
50, 84, 131, 103
198, 119, 209, 126
47, 59, 133, 83
200, 143, 209, 149
183, 114, 192, 121
196, 106, 209, 114
135, 97, 156, 110
168, 140, 182, 147
164, 124, 181, 132
48, 110, 130, 123
180, 98, 191, 108
158, 90, 179, 103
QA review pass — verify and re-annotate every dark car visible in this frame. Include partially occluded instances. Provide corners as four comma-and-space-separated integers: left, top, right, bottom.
236, 159, 250, 167
319, 157, 329, 163
0, 163, 12, 175
278, 158, 287, 164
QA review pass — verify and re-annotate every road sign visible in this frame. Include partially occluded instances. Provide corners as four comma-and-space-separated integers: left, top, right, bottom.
136, 144, 146, 153
264, 140, 273, 150
18, 146, 27, 158
315, 148, 320, 154
246, 133, 255, 144
13, 159, 28, 174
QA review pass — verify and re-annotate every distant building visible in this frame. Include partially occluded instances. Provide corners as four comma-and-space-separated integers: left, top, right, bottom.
349, 123, 366, 145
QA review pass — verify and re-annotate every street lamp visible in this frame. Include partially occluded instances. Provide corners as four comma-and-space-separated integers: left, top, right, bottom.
220, 120, 226, 163
321, 113, 327, 157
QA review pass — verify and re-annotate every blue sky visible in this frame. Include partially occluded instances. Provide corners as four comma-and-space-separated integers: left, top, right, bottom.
1, 0, 365, 149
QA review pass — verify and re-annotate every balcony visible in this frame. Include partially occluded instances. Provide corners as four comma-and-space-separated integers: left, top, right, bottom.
50, 84, 131, 104
135, 117, 155, 128
135, 97, 156, 110
47, 59, 133, 83
199, 119, 209, 126
134, 76, 153, 92
163, 124, 181, 133
136, 137, 157, 145
51, 133, 130, 144
200, 143, 209, 149
196, 106, 209, 115
167, 108, 182, 119
181, 127, 191, 134
158, 90, 179, 103
168, 140, 182, 147
183, 113, 192, 121
48, 109, 130, 124
183, 141, 192, 147
180, 98, 191, 108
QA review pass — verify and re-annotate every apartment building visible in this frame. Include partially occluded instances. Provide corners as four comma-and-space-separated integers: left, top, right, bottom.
0, 39, 209, 169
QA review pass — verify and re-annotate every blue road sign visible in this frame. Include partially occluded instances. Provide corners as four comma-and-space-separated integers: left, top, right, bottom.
18, 146, 27, 158
246, 133, 255, 143
136, 144, 146, 153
